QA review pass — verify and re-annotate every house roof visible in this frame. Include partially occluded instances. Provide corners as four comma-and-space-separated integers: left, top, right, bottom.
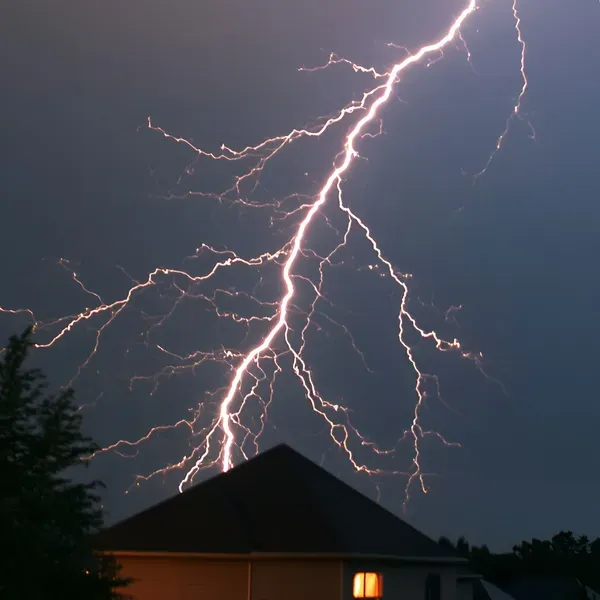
95, 444, 460, 561
477, 580, 519, 600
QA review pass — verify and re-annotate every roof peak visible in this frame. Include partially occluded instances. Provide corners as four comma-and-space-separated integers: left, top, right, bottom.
95, 443, 458, 561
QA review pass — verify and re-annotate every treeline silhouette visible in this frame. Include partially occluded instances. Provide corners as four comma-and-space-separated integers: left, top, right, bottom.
439, 532, 600, 591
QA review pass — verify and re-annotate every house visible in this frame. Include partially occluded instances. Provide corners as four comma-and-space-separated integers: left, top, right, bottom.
95, 444, 468, 600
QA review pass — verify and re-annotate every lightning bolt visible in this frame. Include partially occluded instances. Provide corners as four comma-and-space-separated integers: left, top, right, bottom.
0, 0, 530, 507
475, 0, 533, 178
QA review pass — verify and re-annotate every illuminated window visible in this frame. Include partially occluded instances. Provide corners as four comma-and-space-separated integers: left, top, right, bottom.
353, 572, 383, 598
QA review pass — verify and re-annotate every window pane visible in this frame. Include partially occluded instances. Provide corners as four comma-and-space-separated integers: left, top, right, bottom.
353, 573, 365, 597
365, 573, 380, 597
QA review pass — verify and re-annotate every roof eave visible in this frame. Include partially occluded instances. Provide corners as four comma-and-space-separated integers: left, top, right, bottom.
98, 549, 467, 565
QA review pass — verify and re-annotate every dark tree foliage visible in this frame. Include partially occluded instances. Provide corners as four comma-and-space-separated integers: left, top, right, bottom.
0, 328, 128, 600
439, 531, 600, 591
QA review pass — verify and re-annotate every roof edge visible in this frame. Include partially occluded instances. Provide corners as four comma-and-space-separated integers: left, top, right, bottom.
98, 550, 468, 564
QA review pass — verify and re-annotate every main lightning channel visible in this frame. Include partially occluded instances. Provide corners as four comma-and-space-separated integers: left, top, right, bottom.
181, 0, 477, 486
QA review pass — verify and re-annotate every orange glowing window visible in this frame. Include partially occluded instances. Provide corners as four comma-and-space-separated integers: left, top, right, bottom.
353, 572, 383, 598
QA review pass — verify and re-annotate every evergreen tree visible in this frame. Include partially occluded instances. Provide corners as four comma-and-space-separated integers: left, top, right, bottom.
0, 328, 127, 599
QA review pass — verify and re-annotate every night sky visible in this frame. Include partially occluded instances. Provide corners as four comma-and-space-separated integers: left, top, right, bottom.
2, 0, 599, 551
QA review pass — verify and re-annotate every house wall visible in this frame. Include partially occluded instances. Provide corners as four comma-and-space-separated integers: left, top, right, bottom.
115, 554, 460, 600
114, 555, 343, 600
115, 555, 248, 600
250, 558, 342, 600
457, 580, 475, 600
343, 560, 459, 600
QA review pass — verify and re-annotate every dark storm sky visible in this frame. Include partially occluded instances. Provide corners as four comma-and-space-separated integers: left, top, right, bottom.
1, 0, 599, 550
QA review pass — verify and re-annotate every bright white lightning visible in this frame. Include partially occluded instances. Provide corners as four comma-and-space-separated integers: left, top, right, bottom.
0, 0, 531, 506
178, 0, 477, 492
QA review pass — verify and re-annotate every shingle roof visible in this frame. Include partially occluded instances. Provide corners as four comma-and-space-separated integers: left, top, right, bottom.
94, 444, 459, 560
